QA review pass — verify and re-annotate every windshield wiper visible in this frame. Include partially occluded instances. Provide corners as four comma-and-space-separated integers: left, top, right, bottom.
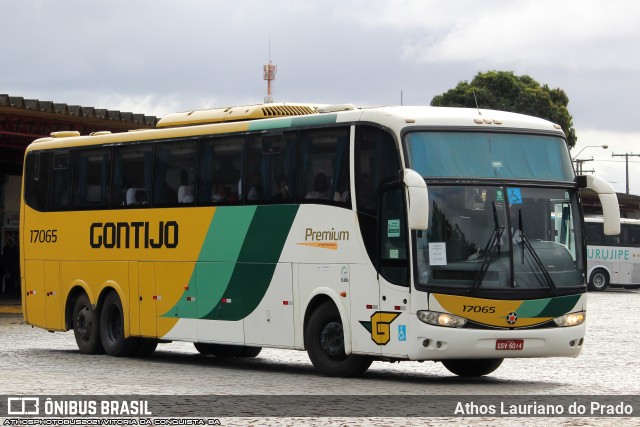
470, 202, 504, 293
516, 209, 558, 294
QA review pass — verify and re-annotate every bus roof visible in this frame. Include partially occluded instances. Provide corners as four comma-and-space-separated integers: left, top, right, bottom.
26, 104, 565, 151
156, 103, 322, 128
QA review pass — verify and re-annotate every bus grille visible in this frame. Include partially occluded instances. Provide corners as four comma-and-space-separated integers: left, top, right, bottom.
261, 105, 317, 117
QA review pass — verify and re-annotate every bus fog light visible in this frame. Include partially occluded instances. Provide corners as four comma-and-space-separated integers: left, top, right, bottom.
417, 310, 467, 328
553, 311, 586, 327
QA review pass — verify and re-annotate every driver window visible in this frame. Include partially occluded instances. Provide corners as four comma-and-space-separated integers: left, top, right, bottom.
379, 187, 409, 286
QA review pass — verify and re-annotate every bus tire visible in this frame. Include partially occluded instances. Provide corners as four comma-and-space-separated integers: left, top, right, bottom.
100, 291, 140, 357
304, 301, 372, 377
588, 269, 609, 291
72, 293, 103, 354
442, 358, 503, 377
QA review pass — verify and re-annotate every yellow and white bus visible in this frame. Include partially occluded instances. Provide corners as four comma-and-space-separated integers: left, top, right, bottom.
585, 216, 640, 291
20, 103, 620, 377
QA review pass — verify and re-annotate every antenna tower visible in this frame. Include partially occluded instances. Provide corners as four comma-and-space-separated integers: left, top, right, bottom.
263, 39, 277, 103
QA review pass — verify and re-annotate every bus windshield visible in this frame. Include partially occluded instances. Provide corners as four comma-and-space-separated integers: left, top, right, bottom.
414, 185, 584, 290
405, 131, 574, 181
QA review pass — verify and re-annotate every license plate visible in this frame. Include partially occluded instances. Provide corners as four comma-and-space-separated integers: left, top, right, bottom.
496, 339, 524, 350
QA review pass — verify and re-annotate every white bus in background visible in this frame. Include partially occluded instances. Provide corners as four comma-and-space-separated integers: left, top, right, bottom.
585, 216, 640, 291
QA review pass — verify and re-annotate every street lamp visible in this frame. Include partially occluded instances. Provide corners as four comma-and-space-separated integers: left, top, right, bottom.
572, 145, 608, 174
572, 144, 608, 159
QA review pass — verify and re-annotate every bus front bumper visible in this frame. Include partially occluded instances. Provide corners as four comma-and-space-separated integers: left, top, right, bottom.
407, 316, 586, 360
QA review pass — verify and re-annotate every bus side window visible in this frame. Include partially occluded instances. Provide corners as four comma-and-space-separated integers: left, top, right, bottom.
355, 125, 401, 263
154, 140, 196, 207
72, 148, 111, 210
48, 151, 72, 211
112, 144, 153, 208
355, 126, 401, 214
297, 127, 350, 205
197, 136, 243, 204
24, 151, 51, 212
246, 132, 297, 203
628, 224, 640, 247
585, 222, 604, 245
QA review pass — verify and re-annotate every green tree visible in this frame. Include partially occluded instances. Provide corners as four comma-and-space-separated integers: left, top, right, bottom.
431, 71, 577, 148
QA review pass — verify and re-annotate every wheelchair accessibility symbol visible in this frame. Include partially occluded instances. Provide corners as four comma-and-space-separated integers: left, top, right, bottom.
398, 325, 406, 342
507, 188, 522, 205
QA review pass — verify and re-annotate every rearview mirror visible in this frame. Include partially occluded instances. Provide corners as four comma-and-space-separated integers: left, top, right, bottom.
403, 169, 429, 230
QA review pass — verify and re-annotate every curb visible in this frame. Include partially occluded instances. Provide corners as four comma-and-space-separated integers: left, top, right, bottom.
0, 305, 22, 315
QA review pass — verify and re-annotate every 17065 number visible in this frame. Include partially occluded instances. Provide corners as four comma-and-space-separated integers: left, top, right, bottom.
30, 229, 58, 243
462, 305, 496, 314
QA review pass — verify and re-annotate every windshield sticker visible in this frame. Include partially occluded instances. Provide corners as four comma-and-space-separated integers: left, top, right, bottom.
496, 189, 504, 202
387, 219, 400, 237
507, 188, 522, 205
389, 249, 399, 259
429, 242, 447, 266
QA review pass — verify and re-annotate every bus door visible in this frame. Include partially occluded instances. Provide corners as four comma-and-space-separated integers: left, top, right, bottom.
377, 186, 411, 357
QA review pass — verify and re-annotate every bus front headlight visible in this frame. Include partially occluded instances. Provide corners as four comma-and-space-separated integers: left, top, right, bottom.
553, 311, 586, 327
417, 310, 467, 328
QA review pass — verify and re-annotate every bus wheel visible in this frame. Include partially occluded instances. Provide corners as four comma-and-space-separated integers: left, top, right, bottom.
72, 293, 103, 354
194, 343, 261, 357
442, 358, 503, 377
100, 291, 140, 357
305, 301, 372, 377
588, 269, 609, 291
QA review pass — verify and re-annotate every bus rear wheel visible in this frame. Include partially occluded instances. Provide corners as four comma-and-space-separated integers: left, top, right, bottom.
72, 293, 103, 354
194, 343, 262, 358
442, 358, 503, 377
588, 269, 609, 291
305, 301, 372, 377
100, 291, 140, 357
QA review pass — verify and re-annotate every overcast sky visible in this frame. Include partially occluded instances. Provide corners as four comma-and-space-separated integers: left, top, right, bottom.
4, 0, 640, 194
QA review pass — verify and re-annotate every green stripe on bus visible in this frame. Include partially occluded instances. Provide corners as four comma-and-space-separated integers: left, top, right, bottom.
163, 206, 257, 318
247, 114, 337, 131
248, 118, 292, 131
199, 206, 256, 262
516, 295, 581, 319
202, 204, 299, 321
534, 294, 581, 318
291, 114, 337, 127
514, 298, 552, 318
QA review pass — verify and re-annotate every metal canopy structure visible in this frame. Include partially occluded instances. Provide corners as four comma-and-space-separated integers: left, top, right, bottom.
0, 94, 158, 174
581, 188, 640, 219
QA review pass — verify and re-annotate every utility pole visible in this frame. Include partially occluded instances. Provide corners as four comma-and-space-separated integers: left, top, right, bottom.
574, 158, 595, 174
611, 152, 640, 194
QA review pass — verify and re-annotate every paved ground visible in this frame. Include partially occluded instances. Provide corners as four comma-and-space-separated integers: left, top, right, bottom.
1, 289, 639, 426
